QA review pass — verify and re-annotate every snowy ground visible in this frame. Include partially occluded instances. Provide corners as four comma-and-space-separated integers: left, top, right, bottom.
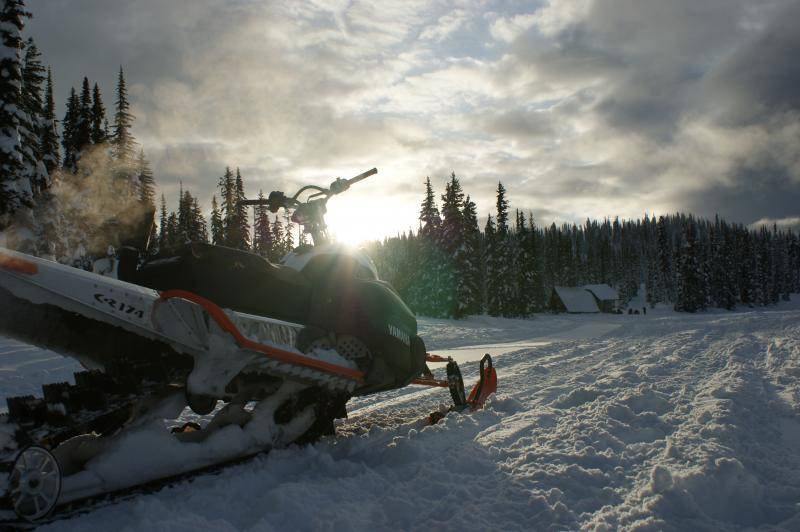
3, 300, 800, 530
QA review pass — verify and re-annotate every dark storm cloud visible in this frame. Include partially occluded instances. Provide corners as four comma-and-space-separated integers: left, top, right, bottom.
683, 162, 800, 223
706, 1, 800, 126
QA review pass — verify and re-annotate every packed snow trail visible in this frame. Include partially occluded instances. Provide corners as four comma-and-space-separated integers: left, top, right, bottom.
4, 303, 800, 530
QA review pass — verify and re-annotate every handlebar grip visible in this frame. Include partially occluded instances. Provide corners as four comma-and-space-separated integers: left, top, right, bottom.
346, 167, 377, 186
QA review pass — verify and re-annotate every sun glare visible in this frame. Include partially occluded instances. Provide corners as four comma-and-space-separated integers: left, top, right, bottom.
325, 195, 416, 246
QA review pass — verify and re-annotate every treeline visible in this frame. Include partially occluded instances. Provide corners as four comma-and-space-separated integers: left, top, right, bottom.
154, 166, 302, 263
0, 0, 155, 266
366, 175, 800, 318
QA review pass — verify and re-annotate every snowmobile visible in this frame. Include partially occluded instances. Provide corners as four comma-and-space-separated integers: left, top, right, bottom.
0, 168, 497, 524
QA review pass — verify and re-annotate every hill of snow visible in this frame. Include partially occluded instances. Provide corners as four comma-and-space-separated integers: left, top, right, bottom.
3, 300, 800, 530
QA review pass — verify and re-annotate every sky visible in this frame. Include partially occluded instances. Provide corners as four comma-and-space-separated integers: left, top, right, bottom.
27, 0, 800, 244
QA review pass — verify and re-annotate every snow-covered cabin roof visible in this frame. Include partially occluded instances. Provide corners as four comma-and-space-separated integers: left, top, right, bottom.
582, 284, 619, 301
553, 287, 600, 313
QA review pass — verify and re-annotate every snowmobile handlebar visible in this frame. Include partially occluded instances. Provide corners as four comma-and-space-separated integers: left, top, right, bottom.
239, 168, 377, 246
239, 168, 377, 213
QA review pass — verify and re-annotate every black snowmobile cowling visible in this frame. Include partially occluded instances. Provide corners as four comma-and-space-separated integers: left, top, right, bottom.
132, 242, 425, 394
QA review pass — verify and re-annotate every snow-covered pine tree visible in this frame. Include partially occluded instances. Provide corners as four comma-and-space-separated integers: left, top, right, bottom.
90, 82, 106, 145
20, 37, 47, 196
0, 0, 33, 226
210, 195, 224, 246
112, 67, 135, 162
39, 67, 58, 176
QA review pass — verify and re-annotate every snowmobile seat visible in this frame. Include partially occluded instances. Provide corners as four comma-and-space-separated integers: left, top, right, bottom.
133, 243, 312, 324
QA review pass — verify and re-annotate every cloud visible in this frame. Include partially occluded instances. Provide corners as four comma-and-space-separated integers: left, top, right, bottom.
25, 0, 800, 239
749, 217, 800, 232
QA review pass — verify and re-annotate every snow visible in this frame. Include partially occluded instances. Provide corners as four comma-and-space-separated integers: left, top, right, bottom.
553, 286, 600, 313
3, 298, 800, 529
582, 284, 619, 302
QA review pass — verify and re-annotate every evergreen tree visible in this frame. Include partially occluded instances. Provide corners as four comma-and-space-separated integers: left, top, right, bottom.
283, 212, 294, 253
252, 190, 272, 257
158, 193, 169, 252
135, 149, 155, 208
112, 67, 135, 162
39, 67, 59, 176
411, 176, 453, 317
438, 172, 464, 316
90, 82, 106, 144
486, 182, 514, 316
461, 195, 483, 315
656, 216, 673, 303
675, 221, 705, 312
218, 166, 235, 246
418, 176, 441, 238
61, 87, 79, 171
20, 37, 47, 195
527, 213, 546, 311
514, 210, 536, 316
0, 0, 32, 222
483, 214, 496, 313
177, 184, 190, 242
270, 215, 284, 261
190, 196, 208, 243
210, 195, 224, 246
74, 76, 92, 150
165, 211, 179, 249
709, 221, 736, 309
224, 167, 250, 250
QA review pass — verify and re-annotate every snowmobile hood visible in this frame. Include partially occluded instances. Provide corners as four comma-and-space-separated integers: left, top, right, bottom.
282, 244, 379, 280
